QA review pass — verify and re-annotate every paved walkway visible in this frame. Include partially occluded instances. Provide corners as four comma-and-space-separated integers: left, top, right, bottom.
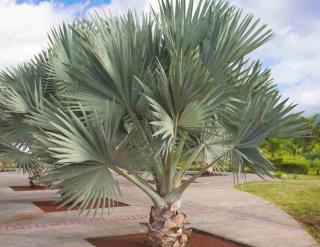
0, 172, 318, 247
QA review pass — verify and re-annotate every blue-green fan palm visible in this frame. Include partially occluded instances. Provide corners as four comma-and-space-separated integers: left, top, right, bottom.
0, 0, 308, 246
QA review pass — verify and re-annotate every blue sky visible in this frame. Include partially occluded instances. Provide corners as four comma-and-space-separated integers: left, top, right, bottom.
0, 0, 319, 116
16, 0, 109, 5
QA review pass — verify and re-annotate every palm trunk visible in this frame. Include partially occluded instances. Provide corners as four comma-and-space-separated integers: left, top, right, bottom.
1, 160, 7, 171
29, 173, 40, 188
145, 201, 191, 247
29, 170, 50, 188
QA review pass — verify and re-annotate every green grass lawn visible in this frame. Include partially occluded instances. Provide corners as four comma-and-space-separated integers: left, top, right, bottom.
237, 181, 320, 243
280, 173, 320, 180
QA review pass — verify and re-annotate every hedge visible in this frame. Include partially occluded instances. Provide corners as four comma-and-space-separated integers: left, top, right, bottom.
275, 160, 309, 174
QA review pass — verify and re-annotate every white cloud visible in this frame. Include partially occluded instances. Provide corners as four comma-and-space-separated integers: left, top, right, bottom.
1, 0, 319, 115
283, 81, 320, 116
90, 0, 320, 115
0, 0, 86, 70
87, 0, 156, 15
232, 0, 320, 116
87, 0, 202, 16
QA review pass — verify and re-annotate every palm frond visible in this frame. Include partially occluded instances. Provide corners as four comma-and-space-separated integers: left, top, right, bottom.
36, 162, 120, 216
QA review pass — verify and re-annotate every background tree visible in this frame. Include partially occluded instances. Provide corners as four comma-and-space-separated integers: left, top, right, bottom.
262, 116, 320, 176
264, 138, 283, 159
0, 0, 308, 246
283, 142, 302, 158
0, 54, 54, 186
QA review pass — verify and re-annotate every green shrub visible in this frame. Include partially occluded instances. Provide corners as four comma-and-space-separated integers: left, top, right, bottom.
274, 171, 282, 178
188, 162, 201, 171
276, 160, 309, 174
6, 159, 17, 169
309, 160, 320, 175
270, 157, 283, 166
244, 167, 254, 173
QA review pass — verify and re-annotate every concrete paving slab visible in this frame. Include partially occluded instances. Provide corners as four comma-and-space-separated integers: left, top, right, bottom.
0, 172, 318, 247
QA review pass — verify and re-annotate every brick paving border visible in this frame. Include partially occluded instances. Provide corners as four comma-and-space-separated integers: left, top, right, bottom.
0, 214, 149, 233
0, 201, 303, 233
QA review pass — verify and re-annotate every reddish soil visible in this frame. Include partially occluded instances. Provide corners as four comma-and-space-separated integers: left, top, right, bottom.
87, 231, 244, 247
200, 171, 221, 177
147, 180, 197, 185
32, 200, 128, 213
298, 216, 320, 232
10, 185, 49, 191
147, 180, 157, 185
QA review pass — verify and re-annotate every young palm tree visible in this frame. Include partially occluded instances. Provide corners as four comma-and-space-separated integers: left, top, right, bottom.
0, 0, 307, 246
0, 53, 54, 185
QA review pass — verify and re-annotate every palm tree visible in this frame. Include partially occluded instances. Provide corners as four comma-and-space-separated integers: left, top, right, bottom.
265, 138, 283, 158
0, 53, 54, 186
283, 142, 302, 158
0, 159, 7, 171
0, 0, 308, 246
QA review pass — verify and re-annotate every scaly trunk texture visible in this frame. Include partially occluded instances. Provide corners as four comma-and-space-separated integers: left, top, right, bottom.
29, 174, 40, 188
0, 160, 7, 171
29, 170, 50, 188
145, 201, 191, 247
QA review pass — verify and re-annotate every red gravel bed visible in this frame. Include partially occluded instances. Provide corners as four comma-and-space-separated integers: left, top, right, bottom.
10, 185, 49, 191
87, 231, 245, 247
32, 200, 128, 213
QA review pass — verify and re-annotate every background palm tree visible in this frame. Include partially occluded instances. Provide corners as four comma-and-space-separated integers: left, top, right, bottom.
283, 142, 302, 158
0, 0, 308, 246
0, 53, 54, 185
265, 138, 283, 159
